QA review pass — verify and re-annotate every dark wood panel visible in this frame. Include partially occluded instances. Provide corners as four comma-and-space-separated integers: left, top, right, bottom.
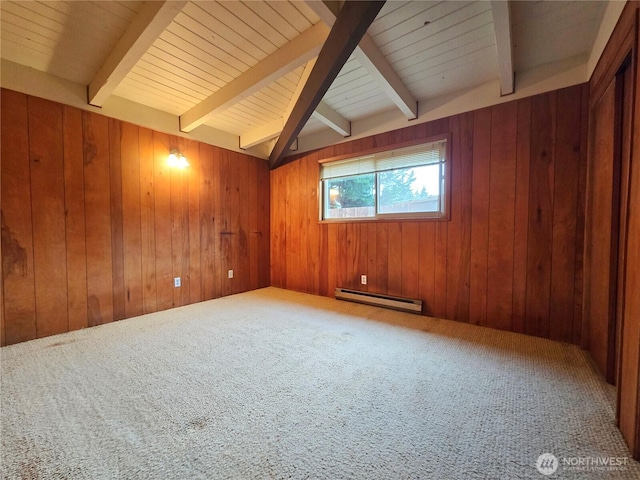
445, 115, 463, 320
296, 157, 310, 293
447, 112, 472, 322
83, 111, 114, 326
587, 1, 639, 457
306, 154, 321, 294
284, 161, 301, 291
574, 84, 590, 346
170, 136, 188, 307
374, 223, 388, 294
28, 96, 68, 338
487, 102, 517, 331
249, 157, 260, 291
387, 223, 402, 296
418, 223, 436, 316
327, 223, 338, 296
139, 127, 157, 313
433, 222, 448, 318
586, 81, 616, 376
121, 122, 144, 317
218, 149, 233, 296
469, 107, 491, 326
63, 106, 88, 332
237, 153, 252, 294
187, 140, 202, 304
153, 131, 175, 311
199, 143, 216, 300
109, 118, 125, 322
270, 85, 588, 345
2, 89, 271, 345
512, 98, 532, 335
1, 89, 36, 344
401, 223, 419, 299
526, 91, 557, 339
259, 159, 271, 288
211, 147, 222, 299
549, 87, 582, 342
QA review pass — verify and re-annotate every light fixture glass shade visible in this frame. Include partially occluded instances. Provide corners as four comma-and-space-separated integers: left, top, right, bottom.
168, 150, 189, 169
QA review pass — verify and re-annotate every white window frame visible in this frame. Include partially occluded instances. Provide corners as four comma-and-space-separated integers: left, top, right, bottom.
319, 134, 450, 222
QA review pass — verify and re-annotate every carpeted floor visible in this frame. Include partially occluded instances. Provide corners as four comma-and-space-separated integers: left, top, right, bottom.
1, 287, 638, 479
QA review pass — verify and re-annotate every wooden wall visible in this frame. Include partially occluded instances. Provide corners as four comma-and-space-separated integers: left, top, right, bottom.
586, 0, 640, 458
271, 84, 588, 345
1, 89, 270, 346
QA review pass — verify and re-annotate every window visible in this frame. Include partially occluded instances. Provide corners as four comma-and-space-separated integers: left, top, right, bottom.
320, 137, 448, 221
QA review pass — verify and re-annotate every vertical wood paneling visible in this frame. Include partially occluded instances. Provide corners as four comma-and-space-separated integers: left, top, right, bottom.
573, 85, 589, 346
28, 96, 68, 338
121, 122, 143, 317
512, 98, 532, 334
418, 223, 436, 316
63, 106, 88, 332
187, 140, 202, 304
327, 224, 337, 295
297, 157, 309, 293
139, 127, 157, 313
486, 102, 517, 331
83, 111, 113, 326
199, 143, 215, 300
456, 113, 473, 323
109, 118, 125, 322
218, 149, 232, 296
259, 159, 270, 288
170, 136, 188, 307
2, 89, 270, 345
1, 90, 36, 344
447, 113, 472, 322
364, 223, 376, 294
306, 154, 321, 294
550, 87, 582, 342
270, 86, 587, 345
249, 157, 260, 291
237, 153, 251, 294
284, 161, 300, 292
177, 137, 191, 304
469, 107, 491, 326
433, 223, 448, 318
446, 115, 463, 321
154, 132, 173, 311
401, 222, 419, 299
526, 91, 557, 339
387, 223, 402, 296
211, 147, 222, 298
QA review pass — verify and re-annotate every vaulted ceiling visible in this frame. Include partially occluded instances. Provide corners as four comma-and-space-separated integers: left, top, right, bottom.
0, 1, 608, 161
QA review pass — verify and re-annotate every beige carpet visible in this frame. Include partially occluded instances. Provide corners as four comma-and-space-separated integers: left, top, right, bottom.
1, 287, 638, 479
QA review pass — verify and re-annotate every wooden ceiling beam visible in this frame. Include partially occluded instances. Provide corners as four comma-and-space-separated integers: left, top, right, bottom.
490, 0, 515, 95
270, 1, 385, 168
313, 102, 351, 137
180, 22, 329, 133
240, 58, 349, 149
306, 0, 417, 119
88, 1, 187, 107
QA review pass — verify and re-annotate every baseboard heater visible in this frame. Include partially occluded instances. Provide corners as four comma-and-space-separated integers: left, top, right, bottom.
334, 288, 422, 314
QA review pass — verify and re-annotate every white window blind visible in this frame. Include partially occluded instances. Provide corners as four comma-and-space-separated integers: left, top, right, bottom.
321, 139, 447, 180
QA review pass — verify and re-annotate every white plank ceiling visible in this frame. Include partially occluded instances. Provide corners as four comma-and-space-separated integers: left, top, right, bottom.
0, 0, 607, 150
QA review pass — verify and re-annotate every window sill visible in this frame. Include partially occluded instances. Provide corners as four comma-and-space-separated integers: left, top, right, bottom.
319, 214, 449, 224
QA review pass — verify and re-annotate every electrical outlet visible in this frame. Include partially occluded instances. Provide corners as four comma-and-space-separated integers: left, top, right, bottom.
228, 269, 234, 279
361, 275, 367, 285
174, 277, 181, 288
